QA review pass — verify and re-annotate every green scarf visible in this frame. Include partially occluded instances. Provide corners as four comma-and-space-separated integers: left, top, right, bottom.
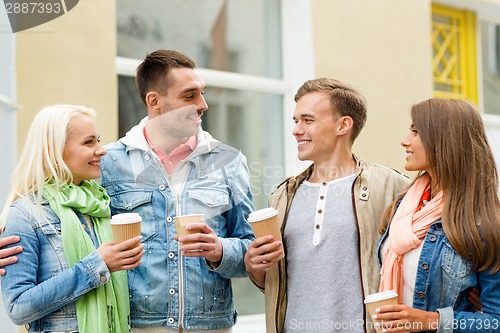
43, 180, 130, 333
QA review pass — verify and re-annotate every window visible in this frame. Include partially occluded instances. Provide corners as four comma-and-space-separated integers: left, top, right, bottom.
481, 21, 500, 115
431, 3, 478, 103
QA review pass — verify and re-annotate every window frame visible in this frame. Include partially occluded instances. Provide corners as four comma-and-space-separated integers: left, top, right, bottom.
435, 0, 500, 114
431, 3, 478, 103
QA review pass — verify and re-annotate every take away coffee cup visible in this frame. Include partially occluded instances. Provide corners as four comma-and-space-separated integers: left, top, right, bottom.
247, 207, 284, 260
174, 214, 205, 244
110, 213, 142, 244
364, 290, 398, 333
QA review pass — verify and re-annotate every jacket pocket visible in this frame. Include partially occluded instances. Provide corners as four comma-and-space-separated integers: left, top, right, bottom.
441, 242, 471, 279
37, 219, 63, 254
109, 190, 153, 211
187, 188, 230, 232
188, 188, 229, 208
108, 190, 160, 243
440, 241, 472, 304
39, 220, 61, 235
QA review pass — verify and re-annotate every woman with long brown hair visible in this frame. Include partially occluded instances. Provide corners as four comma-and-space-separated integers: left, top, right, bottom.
374, 98, 500, 332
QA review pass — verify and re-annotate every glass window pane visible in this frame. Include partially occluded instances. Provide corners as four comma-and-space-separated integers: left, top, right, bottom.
203, 87, 285, 210
118, 75, 145, 136
481, 21, 500, 115
117, 0, 282, 79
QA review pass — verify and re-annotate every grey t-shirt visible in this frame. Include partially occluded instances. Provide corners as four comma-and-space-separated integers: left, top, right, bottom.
283, 174, 364, 332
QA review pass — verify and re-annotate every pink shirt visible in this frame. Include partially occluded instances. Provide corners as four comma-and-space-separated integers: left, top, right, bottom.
144, 129, 197, 174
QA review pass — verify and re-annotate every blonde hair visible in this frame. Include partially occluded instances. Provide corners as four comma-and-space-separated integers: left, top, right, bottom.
0, 104, 97, 224
380, 98, 500, 273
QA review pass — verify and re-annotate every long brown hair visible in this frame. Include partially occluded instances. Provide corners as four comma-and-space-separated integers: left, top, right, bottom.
380, 98, 500, 273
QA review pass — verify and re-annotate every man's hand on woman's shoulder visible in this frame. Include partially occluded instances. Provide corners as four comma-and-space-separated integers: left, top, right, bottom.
0, 226, 23, 276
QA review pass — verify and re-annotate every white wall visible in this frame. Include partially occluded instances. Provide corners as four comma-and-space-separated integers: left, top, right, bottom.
0, 3, 18, 332
0, 0, 17, 207
0, 5, 18, 333
311, 0, 433, 173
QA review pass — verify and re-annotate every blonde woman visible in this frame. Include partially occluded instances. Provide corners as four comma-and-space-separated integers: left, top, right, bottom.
0, 105, 144, 333
375, 99, 500, 332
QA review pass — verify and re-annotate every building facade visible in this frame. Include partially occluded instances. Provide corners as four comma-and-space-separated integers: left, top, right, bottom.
1, 0, 500, 332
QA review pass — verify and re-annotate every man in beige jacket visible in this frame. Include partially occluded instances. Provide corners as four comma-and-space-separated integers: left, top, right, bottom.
244, 78, 410, 333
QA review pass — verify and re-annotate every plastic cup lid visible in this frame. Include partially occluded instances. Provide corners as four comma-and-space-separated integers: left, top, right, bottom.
364, 290, 398, 303
247, 207, 278, 223
110, 213, 142, 224
175, 214, 204, 219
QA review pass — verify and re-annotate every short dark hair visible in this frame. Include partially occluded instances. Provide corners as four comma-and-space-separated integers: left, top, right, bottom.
135, 50, 197, 105
294, 78, 367, 142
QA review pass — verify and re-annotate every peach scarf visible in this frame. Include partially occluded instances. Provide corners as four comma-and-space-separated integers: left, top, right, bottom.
379, 174, 443, 303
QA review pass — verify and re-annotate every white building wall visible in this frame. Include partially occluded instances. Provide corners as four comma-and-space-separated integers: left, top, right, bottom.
0, 4, 18, 333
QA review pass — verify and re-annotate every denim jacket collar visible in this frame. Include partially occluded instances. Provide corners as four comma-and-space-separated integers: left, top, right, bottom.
119, 116, 221, 160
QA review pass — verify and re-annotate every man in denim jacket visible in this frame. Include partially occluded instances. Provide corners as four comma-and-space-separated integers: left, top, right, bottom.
100, 50, 255, 332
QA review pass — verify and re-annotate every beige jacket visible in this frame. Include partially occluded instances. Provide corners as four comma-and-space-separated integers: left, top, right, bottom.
259, 155, 410, 333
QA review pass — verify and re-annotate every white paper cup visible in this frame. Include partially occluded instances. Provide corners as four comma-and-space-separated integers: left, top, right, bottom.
364, 290, 398, 333
248, 208, 284, 259
110, 213, 142, 245
174, 214, 205, 244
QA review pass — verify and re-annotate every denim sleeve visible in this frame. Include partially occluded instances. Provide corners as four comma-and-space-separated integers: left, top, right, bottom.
0, 206, 109, 325
437, 269, 500, 333
206, 153, 255, 278
436, 307, 454, 333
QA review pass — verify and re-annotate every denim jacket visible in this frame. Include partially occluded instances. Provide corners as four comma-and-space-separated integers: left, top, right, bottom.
0, 197, 110, 332
378, 214, 500, 333
100, 117, 255, 330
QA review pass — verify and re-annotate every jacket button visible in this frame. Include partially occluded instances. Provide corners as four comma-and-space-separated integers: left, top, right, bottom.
100, 274, 107, 283
168, 252, 175, 259
315, 224, 320, 229
318, 209, 323, 214
418, 292, 425, 298
363, 187, 367, 191
362, 193, 367, 197
429, 235, 437, 242
159, 184, 166, 190
421, 262, 429, 270
167, 216, 173, 222
322, 182, 327, 186
168, 318, 175, 324
320, 195, 325, 200
169, 288, 176, 295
